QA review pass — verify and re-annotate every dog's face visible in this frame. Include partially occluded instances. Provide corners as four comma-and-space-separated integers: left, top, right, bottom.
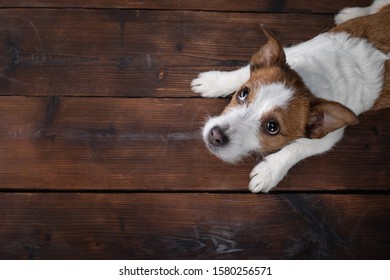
203, 26, 358, 163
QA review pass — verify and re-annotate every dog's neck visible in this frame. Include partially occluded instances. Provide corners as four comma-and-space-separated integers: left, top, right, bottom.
285, 32, 388, 115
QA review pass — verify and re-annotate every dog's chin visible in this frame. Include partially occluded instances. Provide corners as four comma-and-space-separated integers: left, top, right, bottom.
206, 143, 248, 164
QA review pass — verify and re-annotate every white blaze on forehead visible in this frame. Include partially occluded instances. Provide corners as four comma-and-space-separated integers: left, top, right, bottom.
202, 83, 294, 163
248, 83, 294, 117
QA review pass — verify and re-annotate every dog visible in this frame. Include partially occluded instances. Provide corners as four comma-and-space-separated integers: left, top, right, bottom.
191, 0, 390, 193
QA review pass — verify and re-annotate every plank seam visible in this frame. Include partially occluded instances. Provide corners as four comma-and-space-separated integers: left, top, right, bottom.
0, 7, 337, 15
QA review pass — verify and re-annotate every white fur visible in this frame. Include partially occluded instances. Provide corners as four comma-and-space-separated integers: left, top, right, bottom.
192, 1, 389, 193
191, 66, 249, 98
249, 129, 345, 192
202, 84, 293, 163
286, 32, 388, 115
335, 0, 390, 25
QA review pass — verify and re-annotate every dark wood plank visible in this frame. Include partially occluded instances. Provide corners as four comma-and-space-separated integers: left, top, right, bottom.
0, 9, 336, 97
0, 96, 388, 191
0, 193, 388, 259
0, 0, 372, 13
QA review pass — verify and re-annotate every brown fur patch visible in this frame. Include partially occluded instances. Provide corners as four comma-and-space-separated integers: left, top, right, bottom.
372, 61, 390, 110
330, 5, 390, 111
259, 92, 311, 154
330, 5, 390, 53
379, 4, 390, 14
307, 98, 359, 139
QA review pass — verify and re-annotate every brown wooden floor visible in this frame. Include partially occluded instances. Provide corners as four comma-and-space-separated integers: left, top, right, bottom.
0, 0, 389, 259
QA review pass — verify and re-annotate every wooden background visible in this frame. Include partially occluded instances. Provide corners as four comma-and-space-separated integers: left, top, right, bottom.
0, 0, 389, 259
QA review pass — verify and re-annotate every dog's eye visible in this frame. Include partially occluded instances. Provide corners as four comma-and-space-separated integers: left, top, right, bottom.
237, 87, 249, 103
265, 120, 279, 135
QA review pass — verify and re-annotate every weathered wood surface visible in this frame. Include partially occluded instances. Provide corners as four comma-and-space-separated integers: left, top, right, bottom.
0, 0, 388, 260
0, 193, 388, 260
0, 9, 335, 97
0, 0, 372, 13
0, 97, 388, 191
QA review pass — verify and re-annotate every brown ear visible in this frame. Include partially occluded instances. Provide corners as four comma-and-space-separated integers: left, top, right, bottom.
250, 24, 286, 71
307, 98, 359, 139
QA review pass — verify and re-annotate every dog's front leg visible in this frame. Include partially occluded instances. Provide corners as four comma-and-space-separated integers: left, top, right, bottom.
191, 65, 250, 98
249, 129, 345, 193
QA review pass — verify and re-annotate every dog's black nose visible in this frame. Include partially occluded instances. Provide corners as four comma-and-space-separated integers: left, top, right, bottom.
209, 126, 229, 146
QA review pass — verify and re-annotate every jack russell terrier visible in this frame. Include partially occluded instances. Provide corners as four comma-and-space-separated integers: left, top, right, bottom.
191, 0, 390, 193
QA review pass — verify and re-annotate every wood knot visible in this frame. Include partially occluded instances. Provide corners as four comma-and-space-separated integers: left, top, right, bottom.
159, 69, 165, 80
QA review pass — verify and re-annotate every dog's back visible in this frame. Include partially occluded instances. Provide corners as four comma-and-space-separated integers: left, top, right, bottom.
331, 3, 390, 110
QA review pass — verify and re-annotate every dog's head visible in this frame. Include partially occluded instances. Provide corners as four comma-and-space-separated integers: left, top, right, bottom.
203, 25, 358, 163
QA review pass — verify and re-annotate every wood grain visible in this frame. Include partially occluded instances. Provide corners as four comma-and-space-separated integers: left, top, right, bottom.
0, 193, 388, 259
0, 96, 388, 191
0, 0, 388, 262
0, 0, 372, 13
0, 9, 335, 97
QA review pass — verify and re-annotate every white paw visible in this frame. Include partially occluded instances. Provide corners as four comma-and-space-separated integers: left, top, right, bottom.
191, 71, 234, 98
249, 160, 286, 193
334, 7, 369, 25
